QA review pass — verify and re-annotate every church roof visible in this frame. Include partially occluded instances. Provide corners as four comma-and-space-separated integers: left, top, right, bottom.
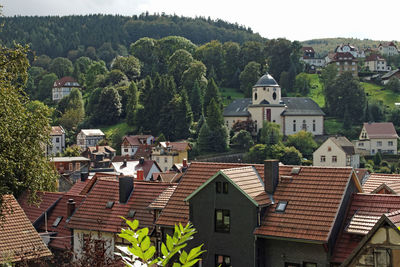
254, 73, 279, 87
223, 98, 252, 117
281, 97, 325, 116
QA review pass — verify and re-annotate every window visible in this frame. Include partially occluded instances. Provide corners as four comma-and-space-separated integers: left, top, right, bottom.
272, 92, 277, 100
127, 209, 136, 218
275, 201, 288, 212
332, 156, 337, 163
293, 120, 296, 132
320, 155, 326, 162
56, 137, 60, 143
303, 262, 317, 267
216, 182, 222, 193
124, 148, 128, 152
254, 92, 257, 101
52, 216, 63, 227
215, 254, 231, 267
374, 248, 391, 267
215, 209, 230, 233
328, 146, 332, 152
313, 120, 316, 132
164, 157, 168, 163
76, 162, 80, 171
377, 141, 382, 147
389, 141, 394, 146
69, 163, 73, 171
106, 201, 114, 209
302, 120, 307, 130
359, 142, 364, 147
223, 182, 228, 194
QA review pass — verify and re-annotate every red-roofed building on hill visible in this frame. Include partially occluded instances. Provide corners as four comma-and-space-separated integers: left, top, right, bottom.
0, 195, 52, 265
82, 145, 116, 168
48, 126, 66, 156
121, 135, 154, 159
355, 122, 398, 155
157, 161, 362, 267
378, 41, 399, 56
364, 54, 391, 72
152, 141, 191, 172
52, 76, 81, 101
331, 194, 400, 266
66, 177, 175, 259
329, 52, 358, 77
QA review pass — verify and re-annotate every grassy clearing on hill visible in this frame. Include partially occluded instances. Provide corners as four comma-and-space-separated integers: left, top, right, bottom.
220, 87, 245, 106
307, 74, 325, 107
101, 122, 131, 139
361, 82, 400, 108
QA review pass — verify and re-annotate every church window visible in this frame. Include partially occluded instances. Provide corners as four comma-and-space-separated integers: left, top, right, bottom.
254, 93, 258, 101
313, 120, 316, 132
302, 120, 307, 130
272, 92, 277, 100
293, 120, 296, 132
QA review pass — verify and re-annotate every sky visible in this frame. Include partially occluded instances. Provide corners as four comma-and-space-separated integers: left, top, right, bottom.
2, 0, 400, 42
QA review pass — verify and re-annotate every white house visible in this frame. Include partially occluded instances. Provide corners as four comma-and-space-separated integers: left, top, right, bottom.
77, 129, 105, 149
52, 76, 81, 101
111, 157, 161, 181
47, 125, 65, 155
313, 136, 360, 168
121, 135, 154, 157
223, 73, 325, 136
335, 43, 365, 58
364, 54, 391, 72
378, 42, 399, 56
300, 46, 326, 68
354, 122, 398, 155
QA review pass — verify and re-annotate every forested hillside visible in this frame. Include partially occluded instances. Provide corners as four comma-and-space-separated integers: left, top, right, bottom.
0, 13, 264, 58
302, 38, 399, 56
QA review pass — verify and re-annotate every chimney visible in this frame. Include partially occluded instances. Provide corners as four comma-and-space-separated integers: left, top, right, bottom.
139, 157, 145, 165
122, 158, 127, 168
119, 176, 134, 204
183, 158, 187, 168
96, 145, 99, 152
81, 172, 89, 182
67, 199, 76, 217
264, 160, 279, 195
137, 169, 144, 181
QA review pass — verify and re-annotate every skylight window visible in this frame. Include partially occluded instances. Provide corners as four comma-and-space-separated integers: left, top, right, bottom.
127, 209, 136, 218
275, 201, 288, 212
106, 201, 114, 209
52, 216, 63, 227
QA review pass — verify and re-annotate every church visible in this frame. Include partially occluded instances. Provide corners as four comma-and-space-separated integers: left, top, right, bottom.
223, 72, 325, 136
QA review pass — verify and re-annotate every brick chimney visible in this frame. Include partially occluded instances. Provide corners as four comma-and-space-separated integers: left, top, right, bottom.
264, 160, 279, 195
183, 158, 187, 168
137, 169, 144, 181
119, 176, 134, 204
67, 199, 76, 217
96, 145, 99, 152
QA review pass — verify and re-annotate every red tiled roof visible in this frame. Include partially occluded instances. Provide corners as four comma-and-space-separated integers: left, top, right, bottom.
363, 122, 398, 139
41, 194, 86, 250
254, 166, 356, 242
53, 76, 80, 88
161, 141, 191, 151
332, 194, 400, 263
354, 168, 369, 184
302, 47, 315, 53
123, 135, 153, 146
152, 172, 184, 183
387, 209, 400, 225
67, 179, 91, 196
0, 195, 52, 263
87, 145, 116, 153
67, 178, 173, 232
332, 52, 356, 61
365, 54, 385, 62
51, 126, 64, 136
156, 162, 265, 227
148, 185, 177, 210
18, 192, 63, 225
362, 173, 400, 194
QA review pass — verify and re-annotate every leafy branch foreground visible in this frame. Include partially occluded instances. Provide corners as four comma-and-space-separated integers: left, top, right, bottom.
116, 218, 205, 267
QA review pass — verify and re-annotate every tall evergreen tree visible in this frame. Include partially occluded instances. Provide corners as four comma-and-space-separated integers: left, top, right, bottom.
205, 98, 228, 152
92, 86, 122, 125
190, 80, 203, 121
126, 81, 138, 126
203, 78, 221, 112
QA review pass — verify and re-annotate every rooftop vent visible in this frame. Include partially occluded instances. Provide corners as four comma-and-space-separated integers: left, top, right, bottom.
280, 175, 293, 183
291, 167, 301, 175
106, 201, 114, 209
127, 209, 136, 218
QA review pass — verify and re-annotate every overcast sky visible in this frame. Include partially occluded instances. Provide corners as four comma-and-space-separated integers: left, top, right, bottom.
2, 0, 399, 41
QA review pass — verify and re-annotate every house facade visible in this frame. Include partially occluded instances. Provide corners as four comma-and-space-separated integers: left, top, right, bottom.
313, 136, 360, 168
52, 76, 81, 101
112, 157, 161, 180
152, 142, 190, 172
364, 54, 391, 72
50, 156, 90, 181
378, 42, 399, 56
335, 44, 365, 58
382, 69, 400, 85
121, 135, 154, 157
354, 122, 398, 155
223, 73, 325, 136
82, 145, 116, 168
48, 125, 66, 156
300, 46, 326, 68
77, 129, 105, 149
329, 52, 358, 77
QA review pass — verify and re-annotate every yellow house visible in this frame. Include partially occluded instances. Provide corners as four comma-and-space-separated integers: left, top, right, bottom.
152, 141, 190, 172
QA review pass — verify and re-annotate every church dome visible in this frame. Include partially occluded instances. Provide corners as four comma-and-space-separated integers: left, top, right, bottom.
254, 72, 279, 87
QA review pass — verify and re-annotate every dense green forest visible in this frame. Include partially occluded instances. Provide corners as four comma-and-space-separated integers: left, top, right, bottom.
0, 13, 264, 58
